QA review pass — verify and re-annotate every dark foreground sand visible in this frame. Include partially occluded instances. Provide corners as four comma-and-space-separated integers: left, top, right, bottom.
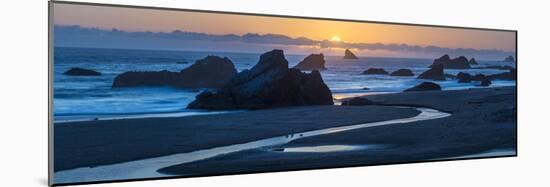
54, 104, 418, 171
158, 86, 516, 175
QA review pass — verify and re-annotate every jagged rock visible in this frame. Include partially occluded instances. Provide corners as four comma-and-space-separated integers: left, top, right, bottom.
469, 58, 478, 65
430, 54, 471, 69
457, 72, 472, 83
341, 97, 374, 106
417, 64, 445, 81
504, 56, 515, 62
390, 69, 414, 76
362, 68, 388, 75
112, 56, 237, 88
187, 50, 333, 110
478, 77, 492, 87
293, 53, 327, 71
343, 49, 358, 59
63, 68, 101, 76
404, 82, 441, 92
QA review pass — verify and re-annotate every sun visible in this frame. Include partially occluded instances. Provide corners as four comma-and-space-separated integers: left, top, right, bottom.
330, 36, 342, 42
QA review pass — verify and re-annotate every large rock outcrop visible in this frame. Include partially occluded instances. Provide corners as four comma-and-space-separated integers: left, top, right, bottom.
343, 49, 358, 59
112, 56, 237, 89
187, 50, 334, 110
390, 69, 414, 76
504, 56, 515, 62
430, 54, 471, 69
293, 53, 327, 71
63, 68, 101, 76
417, 64, 445, 81
404, 82, 441, 92
362, 68, 388, 75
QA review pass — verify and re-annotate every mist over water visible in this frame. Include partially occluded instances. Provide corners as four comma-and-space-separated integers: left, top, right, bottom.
53, 47, 516, 121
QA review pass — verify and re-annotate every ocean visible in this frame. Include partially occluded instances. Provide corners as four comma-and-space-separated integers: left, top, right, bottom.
53, 47, 516, 122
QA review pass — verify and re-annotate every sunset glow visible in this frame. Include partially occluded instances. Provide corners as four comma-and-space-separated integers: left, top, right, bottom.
330, 36, 342, 42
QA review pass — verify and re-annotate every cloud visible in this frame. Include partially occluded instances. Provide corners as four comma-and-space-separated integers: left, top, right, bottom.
54, 25, 514, 59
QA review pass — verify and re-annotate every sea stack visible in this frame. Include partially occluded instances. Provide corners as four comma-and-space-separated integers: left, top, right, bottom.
343, 49, 358, 59
362, 68, 388, 75
390, 69, 414, 76
417, 64, 445, 81
112, 56, 237, 89
430, 54, 471, 69
187, 49, 334, 110
63, 68, 102, 76
293, 53, 327, 71
504, 56, 515, 62
469, 58, 478, 65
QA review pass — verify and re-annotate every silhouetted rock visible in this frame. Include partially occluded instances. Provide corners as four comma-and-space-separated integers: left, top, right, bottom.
469, 58, 478, 65
187, 50, 333, 110
390, 69, 414, 76
457, 72, 472, 83
63, 68, 101, 76
341, 97, 374, 106
404, 82, 441, 92
430, 54, 471, 69
343, 49, 358, 59
112, 56, 237, 88
478, 77, 492, 87
472, 74, 487, 82
417, 64, 445, 81
293, 53, 327, 71
504, 56, 515, 62
487, 69, 517, 80
362, 68, 388, 75
445, 73, 457, 79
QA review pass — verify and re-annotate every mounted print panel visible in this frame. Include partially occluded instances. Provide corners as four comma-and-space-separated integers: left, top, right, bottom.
49, 1, 517, 186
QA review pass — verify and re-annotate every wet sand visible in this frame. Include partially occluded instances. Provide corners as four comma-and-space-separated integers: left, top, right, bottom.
54, 104, 419, 172
159, 86, 516, 175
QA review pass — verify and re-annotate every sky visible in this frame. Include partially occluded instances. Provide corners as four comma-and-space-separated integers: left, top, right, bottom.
53, 3, 516, 59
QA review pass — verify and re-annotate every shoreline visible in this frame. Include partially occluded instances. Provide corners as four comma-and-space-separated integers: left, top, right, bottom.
53, 86, 516, 184
54, 85, 515, 123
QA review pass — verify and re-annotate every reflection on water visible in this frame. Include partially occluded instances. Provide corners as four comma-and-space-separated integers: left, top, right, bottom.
54, 107, 451, 184
272, 144, 386, 153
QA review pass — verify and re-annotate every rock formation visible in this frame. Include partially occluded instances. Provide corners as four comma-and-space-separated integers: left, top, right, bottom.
417, 64, 445, 81
343, 49, 358, 59
293, 53, 327, 71
112, 56, 237, 89
430, 54, 471, 69
404, 82, 442, 92
362, 68, 388, 75
341, 97, 374, 106
63, 68, 101, 76
504, 56, 515, 62
390, 69, 414, 76
187, 50, 334, 110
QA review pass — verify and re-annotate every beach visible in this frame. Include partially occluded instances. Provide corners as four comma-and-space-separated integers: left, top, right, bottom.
54, 86, 516, 182
159, 86, 516, 175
